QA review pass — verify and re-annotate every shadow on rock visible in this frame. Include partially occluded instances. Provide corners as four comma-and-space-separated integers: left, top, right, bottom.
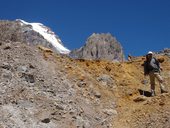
138, 89, 152, 97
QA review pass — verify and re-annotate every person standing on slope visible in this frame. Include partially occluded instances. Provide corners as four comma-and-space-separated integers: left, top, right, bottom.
144, 51, 168, 96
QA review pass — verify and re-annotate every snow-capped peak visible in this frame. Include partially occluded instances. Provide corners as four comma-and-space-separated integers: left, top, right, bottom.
17, 19, 70, 54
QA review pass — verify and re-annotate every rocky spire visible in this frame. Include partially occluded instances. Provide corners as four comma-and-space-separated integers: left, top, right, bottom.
70, 33, 124, 61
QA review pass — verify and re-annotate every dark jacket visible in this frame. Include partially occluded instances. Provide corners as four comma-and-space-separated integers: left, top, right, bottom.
144, 57, 160, 75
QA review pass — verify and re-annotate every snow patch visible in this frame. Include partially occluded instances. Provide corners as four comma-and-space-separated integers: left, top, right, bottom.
17, 19, 70, 54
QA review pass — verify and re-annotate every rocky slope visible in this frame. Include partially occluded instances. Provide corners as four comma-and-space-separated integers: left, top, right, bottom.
0, 39, 169, 128
70, 33, 124, 61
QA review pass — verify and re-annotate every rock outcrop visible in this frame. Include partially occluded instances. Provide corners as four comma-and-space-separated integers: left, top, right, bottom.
70, 33, 124, 61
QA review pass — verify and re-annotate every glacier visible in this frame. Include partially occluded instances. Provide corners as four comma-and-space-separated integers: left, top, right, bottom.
18, 19, 70, 54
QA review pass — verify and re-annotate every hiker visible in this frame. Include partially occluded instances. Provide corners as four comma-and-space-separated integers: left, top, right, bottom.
144, 51, 168, 96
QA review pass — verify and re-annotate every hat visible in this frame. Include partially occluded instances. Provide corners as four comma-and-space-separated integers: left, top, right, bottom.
147, 51, 153, 55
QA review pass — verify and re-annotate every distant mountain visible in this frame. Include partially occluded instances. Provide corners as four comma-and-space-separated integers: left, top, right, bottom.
0, 19, 70, 54
70, 33, 124, 61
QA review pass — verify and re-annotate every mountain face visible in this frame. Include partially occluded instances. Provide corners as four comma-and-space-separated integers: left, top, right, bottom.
0, 19, 70, 54
70, 33, 124, 61
0, 19, 170, 127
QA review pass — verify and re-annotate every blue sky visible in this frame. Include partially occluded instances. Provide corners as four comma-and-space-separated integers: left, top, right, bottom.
0, 0, 170, 57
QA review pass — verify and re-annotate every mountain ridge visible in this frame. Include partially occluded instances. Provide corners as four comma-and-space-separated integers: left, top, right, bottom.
0, 19, 70, 54
17, 19, 70, 54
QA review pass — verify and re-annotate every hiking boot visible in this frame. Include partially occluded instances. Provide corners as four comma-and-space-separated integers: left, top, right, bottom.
161, 89, 168, 94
